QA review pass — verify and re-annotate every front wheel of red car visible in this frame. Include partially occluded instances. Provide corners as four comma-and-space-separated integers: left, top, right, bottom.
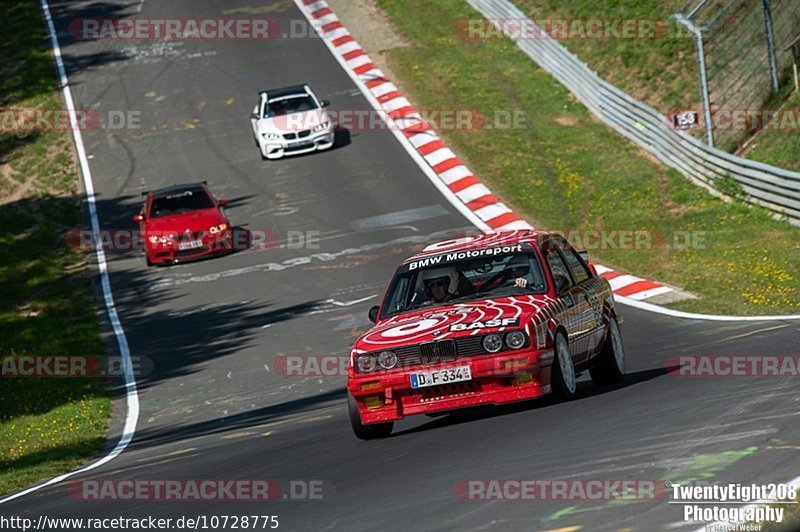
590, 315, 626, 386
551, 332, 577, 400
348, 393, 393, 440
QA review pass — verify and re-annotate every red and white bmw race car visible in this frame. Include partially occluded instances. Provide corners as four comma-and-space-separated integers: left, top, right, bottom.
347, 231, 626, 439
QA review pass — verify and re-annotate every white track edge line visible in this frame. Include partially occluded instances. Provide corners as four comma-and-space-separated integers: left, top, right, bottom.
0, 0, 141, 506
616, 295, 800, 321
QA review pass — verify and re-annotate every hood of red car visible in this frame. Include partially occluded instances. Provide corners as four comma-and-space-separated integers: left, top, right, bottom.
355, 295, 555, 353
145, 209, 226, 234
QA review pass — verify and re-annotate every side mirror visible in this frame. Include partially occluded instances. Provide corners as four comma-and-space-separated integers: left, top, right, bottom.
368, 306, 380, 324
554, 274, 570, 295
219, 199, 229, 207
320, 99, 330, 108
133, 213, 144, 222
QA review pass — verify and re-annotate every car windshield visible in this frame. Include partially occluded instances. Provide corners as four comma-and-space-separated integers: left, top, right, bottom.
150, 189, 215, 218
382, 249, 548, 317
264, 95, 317, 118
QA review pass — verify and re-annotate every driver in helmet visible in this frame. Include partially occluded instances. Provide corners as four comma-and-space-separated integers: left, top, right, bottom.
421, 268, 459, 304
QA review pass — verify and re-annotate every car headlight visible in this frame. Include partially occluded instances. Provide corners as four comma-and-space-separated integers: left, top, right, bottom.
313, 121, 330, 132
262, 132, 281, 140
377, 351, 398, 370
147, 235, 172, 245
208, 223, 228, 234
357, 355, 377, 373
505, 331, 526, 350
483, 334, 503, 353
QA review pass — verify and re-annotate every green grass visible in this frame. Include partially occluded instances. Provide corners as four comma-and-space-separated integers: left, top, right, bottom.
375, 0, 800, 315
0, 1, 111, 495
508, 0, 800, 170
514, 0, 697, 114
744, 91, 800, 172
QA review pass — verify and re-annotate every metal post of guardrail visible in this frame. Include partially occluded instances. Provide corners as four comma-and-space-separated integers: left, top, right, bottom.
675, 14, 715, 147
787, 35, 800, 93
762, 0, 780, 93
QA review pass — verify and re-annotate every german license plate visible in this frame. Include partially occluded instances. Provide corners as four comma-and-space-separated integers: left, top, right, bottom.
178, 240, 203, 251
410, 366, 472, 389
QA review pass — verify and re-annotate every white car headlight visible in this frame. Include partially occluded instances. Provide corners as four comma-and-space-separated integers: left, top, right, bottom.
262, 132, 281, 140
483, 334, 503, 353
357, 355, 377, 373
313, 121, 330, 132
377, 351, 398, 370
505, 331, 526, 350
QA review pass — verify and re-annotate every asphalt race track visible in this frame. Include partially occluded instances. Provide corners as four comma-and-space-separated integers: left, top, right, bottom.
3, 1, 800, 530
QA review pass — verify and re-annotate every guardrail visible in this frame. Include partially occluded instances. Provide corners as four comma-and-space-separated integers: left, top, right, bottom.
466, 0, 800, 226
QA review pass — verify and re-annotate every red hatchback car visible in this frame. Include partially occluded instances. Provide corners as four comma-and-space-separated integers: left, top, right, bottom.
134, 183, 232, 266
347, 231, 627, 439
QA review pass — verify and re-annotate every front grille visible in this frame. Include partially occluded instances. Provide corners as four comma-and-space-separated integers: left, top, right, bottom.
455, 336, 484, 357
177, 231, 205, 242
419, 340, 457, 364
283, 130, 311, 140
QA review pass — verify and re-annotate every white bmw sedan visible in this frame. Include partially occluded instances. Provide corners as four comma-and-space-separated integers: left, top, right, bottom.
250, 84, 335, 160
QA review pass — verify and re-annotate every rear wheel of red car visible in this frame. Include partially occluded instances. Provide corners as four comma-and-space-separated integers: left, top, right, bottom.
551, 332, 577, 400
590, 315, 626, 386
348, 393, 393, 440
146, 254, 154, 267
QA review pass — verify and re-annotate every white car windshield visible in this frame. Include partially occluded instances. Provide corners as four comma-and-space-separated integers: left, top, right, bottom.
383, 251, 548, 317
264, 95, 318, 118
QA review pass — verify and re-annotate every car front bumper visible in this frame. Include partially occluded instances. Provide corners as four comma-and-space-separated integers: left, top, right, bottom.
348, 349, 555, 425
258, 128, 335, 159
146, 230, 233, 265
